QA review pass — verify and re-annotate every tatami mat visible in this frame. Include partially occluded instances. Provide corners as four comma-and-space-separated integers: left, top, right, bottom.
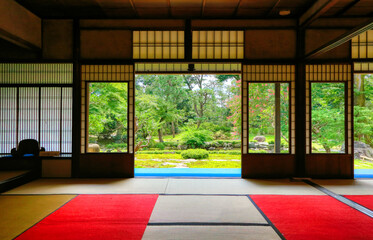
312, 179, 373, 195
142, 226, 281, 240
0, 195, 75, 240
165, 178, 324, 195
149, 195, 266, 223
3, 178, 169, 194
0, 170, 30, 182
4, 178, 325, 195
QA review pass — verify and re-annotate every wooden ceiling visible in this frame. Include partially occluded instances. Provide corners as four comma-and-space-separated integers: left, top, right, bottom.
15, 0, 373, 19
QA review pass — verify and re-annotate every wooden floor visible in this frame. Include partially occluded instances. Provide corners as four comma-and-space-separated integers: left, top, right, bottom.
1, 178, 372, 240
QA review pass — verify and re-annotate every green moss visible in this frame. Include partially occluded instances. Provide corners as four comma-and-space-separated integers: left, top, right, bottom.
354, 159, 373, 169
136, 154, 182, 160
187, 160, 240, 168
209, 154, 240, 160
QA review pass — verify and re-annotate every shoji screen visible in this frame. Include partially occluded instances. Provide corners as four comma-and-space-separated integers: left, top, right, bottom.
81, 65, 134, 153
193, 31, 244, 59
0, 64, 73, 154
242, 65, 296, 154
351, 30, 373, 59
133, 31, 184, 59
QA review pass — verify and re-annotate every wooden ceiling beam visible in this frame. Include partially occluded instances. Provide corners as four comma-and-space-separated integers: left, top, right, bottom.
267, 0, 281, 17
305, 18, 373, 59
201, 0, 206, 17
0, 0, 41, 50
336, 0, 360, 16
299, 0, 340, 28
128, 0, 139, 17
233, 0, 242, 17
167, 0, 172, 17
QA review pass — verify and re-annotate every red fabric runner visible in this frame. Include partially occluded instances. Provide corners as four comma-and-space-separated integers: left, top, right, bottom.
16, 194, 158, 240
345, 195, 373, 211
251, 195, 373, 240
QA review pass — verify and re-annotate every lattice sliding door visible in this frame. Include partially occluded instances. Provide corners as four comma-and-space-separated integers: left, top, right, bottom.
305, 64, 353, 154
81, 65, 134, 154
242, 65, 296, 154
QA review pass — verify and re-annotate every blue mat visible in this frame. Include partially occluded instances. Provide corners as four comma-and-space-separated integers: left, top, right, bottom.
135, 168, 373, 178
354, 169, 373, 178
135, 168, 241, 177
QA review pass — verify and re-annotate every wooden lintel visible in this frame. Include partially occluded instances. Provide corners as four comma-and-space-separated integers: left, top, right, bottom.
299, 0, 339, 27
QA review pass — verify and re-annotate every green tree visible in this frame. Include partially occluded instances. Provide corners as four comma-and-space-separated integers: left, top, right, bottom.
311, 83, 345, 153
89, 82, 128, 143
354, 74, 373, 146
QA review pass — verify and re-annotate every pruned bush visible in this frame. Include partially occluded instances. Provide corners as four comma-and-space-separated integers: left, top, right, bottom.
181, 149, 209, 159
181, 130, 213, 148
213, 130, 230, 140
163, 141, 179, 148
154, 142, 165, 150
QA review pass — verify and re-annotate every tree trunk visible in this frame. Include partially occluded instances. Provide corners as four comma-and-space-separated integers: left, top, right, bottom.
158, 129, 164, 143
323, 145, 331, 153
355, 74, 366, 107
171, 122, 176, 138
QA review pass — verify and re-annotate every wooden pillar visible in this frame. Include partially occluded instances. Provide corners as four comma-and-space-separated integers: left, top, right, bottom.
184, 19, 192, 62
72, 19, 81, 177
275, 83, 281, 153
295, 28, 306, 177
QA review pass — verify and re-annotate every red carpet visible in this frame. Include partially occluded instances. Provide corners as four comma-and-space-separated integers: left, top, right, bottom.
345, 195, 373, 210
251, 195, 373, 240
16, 195, 158, 240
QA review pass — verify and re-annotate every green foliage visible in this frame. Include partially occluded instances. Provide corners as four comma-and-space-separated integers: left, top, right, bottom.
215, 140, 241, 145
354, 75, 373, 147
354, 159, 373, 169
311, 83, 345, 152
226, 78, 241, 136
88, 82, 128, 144
181, 149, 209, 159
248, 149, 268, 153
209, 150, 241, 155
135, 160, 181, 168
247, 83, 289, 144
106, 143, 127, 149
163, 141, 179, 148
154, 142, 165, 150
138, 150, 182, 154
137, 149, 241, 155
213, 130, 230, 140
181, 129, 213, 148
136, 154, 182, 160
187, 160, 240, 168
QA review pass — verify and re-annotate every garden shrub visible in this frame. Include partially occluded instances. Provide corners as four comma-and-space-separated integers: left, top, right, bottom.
105, 143, 127, 151
181, 149, 209, 159
154, 142, 165, 150
181, 130, 213, 148
208, 150, 241, 155
138, 150, 182, 154
213, 130, 230, 140
163, 141, 179, 148
249, 149, 268, 153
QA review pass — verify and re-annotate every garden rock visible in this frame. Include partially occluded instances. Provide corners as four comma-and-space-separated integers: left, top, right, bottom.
249, 142, 256, 149
233, 143, 241, 148
88, 144, 100, 152
223, 143, 233, 150
254, 136, 266, 142
341, 141, 373, 159
257, 142, 269, 149
178, 145, 188, 150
